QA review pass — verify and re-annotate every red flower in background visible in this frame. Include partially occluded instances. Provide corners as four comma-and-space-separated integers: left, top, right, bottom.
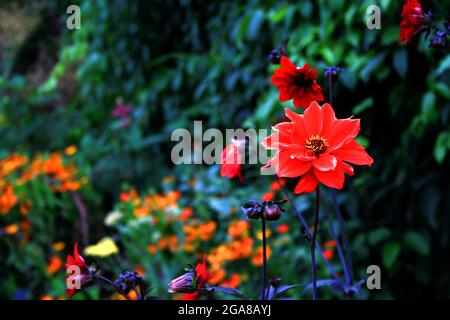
271, 56, 324, 109
220, 140, 244, 181
262, 102, 373, 194
399, 0, 429, 43
65, 243, 94, 298
180, 256, 209, 300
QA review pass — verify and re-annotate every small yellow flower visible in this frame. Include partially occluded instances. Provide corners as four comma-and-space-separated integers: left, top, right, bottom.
64, 146, 77, 156
52, 241, 66, 252
256, 229, 272, 240
4, 224, 19, 235
84, 237, 119, 257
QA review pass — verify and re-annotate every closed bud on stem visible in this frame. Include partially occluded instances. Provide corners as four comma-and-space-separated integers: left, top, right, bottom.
168, 266, 198, 294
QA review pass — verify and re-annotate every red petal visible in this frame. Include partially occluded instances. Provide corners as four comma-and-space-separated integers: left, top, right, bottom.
294, 170, 318, 194
313, 165, 345, 189
312, 154, 337, 171
303, 101, 323, 136
277, 151, 312, 178
320, 103, 336, 137
333, 140, 374, 166
327, 119, 360, 152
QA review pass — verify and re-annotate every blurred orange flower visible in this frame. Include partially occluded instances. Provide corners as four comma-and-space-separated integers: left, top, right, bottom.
261, 191, 275, 202
221, 274, 241, 288
276, 223, 289, 234
251, 245, 272, 266
47, 256, 63, 274
227, 220, 249, 239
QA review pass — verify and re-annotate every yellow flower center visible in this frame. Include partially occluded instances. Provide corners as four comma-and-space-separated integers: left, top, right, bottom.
305, 135, 329, 155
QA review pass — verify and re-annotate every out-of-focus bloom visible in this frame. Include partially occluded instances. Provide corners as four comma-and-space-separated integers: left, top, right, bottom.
48, 256, 63, 274
64, 146, 77, 156
39, 295, 54, 300
208, 268, 226, 285
256, 229, 272, 240
251, 245, 272, 266
261, 191, 275, 202
323, 250, 335, 261
276, 224, 289, 234
221, 274, 241, 289
112, 99, 133, 127
399, 0, 430, 43
65, 243, 95, 298
0, 185, 18, 214
183, 221, 217, 242
104, 210, 123, 226
271, 56, 324, 109
180, 207, 193, 222
324, 66, 344, 79
158, 235, 178, 251
4, 223, 19, 235
227, 221, 249, 239
133, 206, 149, 218
268, 39, 288, 64
84, 237, 119, 257
119, 189, 138, 203
429, 30, 448, 48
53, 241, 66, 252
262, 102, 374, 194
220, 140, 244, 181
148, 244, 157, 254
270, 178, 286, 191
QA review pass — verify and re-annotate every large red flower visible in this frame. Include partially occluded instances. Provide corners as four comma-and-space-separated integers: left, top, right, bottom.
261, 102, 373, 194
220, 141, 244, 181
65, 243, 93, 298
271, 56, 324, 109
399, 0, 429, 43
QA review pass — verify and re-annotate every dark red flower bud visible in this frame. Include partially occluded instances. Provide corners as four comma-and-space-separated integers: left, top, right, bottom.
263, 204, 282, 221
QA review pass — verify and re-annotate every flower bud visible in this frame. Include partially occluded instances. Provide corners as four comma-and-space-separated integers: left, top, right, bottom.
168, 266, 198, 294
241, 200, 262, 220
263, 204, 282, 221
114, 271, 145, 294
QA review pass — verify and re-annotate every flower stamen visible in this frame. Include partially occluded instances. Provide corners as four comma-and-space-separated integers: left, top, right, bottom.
305, 135, 329, 155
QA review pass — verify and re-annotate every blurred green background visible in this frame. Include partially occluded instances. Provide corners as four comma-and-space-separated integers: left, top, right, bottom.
0, 0, 449, 299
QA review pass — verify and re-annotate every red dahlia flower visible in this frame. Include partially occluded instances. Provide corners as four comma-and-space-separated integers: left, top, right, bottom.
220, 140, 244, 181
261, 102, 373, 194
399, 0, 429, 43
65, 243, 94, 298
271, 56, 324, 109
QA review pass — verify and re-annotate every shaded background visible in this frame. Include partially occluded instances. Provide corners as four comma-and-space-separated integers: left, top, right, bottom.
0, 0, 449, 299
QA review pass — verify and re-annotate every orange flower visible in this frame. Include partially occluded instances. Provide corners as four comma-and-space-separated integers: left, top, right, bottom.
20, 219, 31, 230
4, 224, 19, 235
47, 256, 63, 274
64, 146, 77, 156
53, 242, 66, 252
270, 178, 286, 191
179, 207, 193, 222
133, 206, 149, 218
261, 191, 275, 202
323, 250, 334, 261
229, 237, 254, 260
227, 221, 249, 239
323, 240, 337, 248
208, 268, 226, 285
148, 244, 157, 254
0, 185, 18, 214
256, 229, 272, 240
119, 190, 138, 202
221, 274, 241, 289
251, 245, 272, 266
135, 265, 145, 276
39, 295, 54, 300
276, 223, 289, 234
198, 221, 217, 241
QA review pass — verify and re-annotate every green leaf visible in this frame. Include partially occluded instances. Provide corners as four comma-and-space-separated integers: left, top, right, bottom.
403, 231, 430, 256
382, 242, 401, 269
393, 49, 408, 78
353, 97, 374, 114
433, 132, 450, 164
368, 228, 391, 245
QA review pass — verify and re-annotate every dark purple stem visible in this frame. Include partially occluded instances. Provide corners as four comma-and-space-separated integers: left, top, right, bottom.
71, 192, 89, 247
323, 203, 350, 286
330, 189, 354, 283
261, 216, 268, 300
96, 275, 130, 300
276, 177, 342, 284
310, 187, 320, 300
